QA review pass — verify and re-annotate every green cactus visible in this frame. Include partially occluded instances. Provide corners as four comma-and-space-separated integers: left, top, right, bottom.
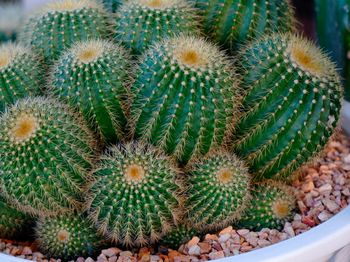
185, 150, 250, 231
160, 224, 199, 249
0, 97, 96, 216
233, 33, 342, 180
130, 35, 238, 163
236, 181, 296, 230
114, 0, 200, 54
86, 142, 181, 246
22, 0, 111, 64
194, 0, 295, 53
0, 4, 23, 43
50, 39, 130, 144
103, 0, 123, 12
0, 196, 34, 240
0, 43, 43, 112
36, 214, 104, 260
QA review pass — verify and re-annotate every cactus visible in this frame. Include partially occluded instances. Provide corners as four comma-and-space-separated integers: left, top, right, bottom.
50, 39, 130, 144
160, 224, 199, 249
0, 97, 96, 216
0, 43, 43, 112
114, 0, 199, 54
194, 0, 295, 53
130, 36, 238, 163
236, 181, 296, 230
86, 142, 182, 246
0, 196, 34, 240
0, 3, 23, 43
233, 33, 342, 180
36, 214, 104, 260
185, 150, 250, 231
22, 0, 111, 64
103, 0, 123, 12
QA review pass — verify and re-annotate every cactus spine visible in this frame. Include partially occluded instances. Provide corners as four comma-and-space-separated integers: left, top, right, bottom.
51, 39, 130, 143
185, 150, 250, 231
115, 0, 199, 54
0, 43, 42, 112
236, 181, 296, 230
36, 214, 104, 260
233, 34, 342, 180
0, 97, 96, 216
195, 0, 295, 52
86, 142, 182, 246
23, 0, 110, 63
131, 36, 238, 163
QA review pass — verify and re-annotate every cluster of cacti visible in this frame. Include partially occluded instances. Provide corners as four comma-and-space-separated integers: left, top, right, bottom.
0, 0, 343, 259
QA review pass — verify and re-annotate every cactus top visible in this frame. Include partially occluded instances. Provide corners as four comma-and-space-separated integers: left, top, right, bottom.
128, 0, 188, 10
69, 40, 108, 64
0, 44, 31, 70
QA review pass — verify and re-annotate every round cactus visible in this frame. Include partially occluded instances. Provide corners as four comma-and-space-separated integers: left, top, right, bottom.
160, 224, 199, 249
130, 35, 238, 163
50, 39, 130, 144
103, 0, 123, 12
0, 196, 34, 240
236, 181, 296, 230
0, 97, 96, 216
22, 0, 111, 64
36, 214, 104, 260
195, 0, 295, 52
86, 142, 182, 246
233, 34, 342, 180
0, 43, 42, 112
185, 150, 251, 231
114, 0, 199, 54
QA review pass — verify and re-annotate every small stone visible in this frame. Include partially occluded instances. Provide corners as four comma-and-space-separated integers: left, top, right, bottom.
108, 257, 118, 262
208, 251, 225, 260
21, 246, 32, 255
257, 239, 271, 248
240, 245, 253, 252
76, 257, 85, 262
85, 258, 95, 262
150, 255, 160, 261
283, 222, 295, 237
318, 210, 332, 222
119, 251, 133, 257
102, 248, 121, 257
97, 254, 108, 262
204, 234, 219, 241
188, 245, 201, 256
218, 233, 230, 243
318, 184, 332, 194
198, 242, 211, 254
188, 237, 200, 247
237, 229, 250, 236
322, 199, 339, 213
219, 226, 233, 235
302, 180, 314, 192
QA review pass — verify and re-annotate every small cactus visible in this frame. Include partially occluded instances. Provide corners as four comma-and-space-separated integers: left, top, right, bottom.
114, 0, 199, 54
50, 39, 130, 144
195, 0, 295, 52
36, 214, 104, 260
185, 150, 251, 231
0, 43, 42, 112
234, 34, 342, 180
130, 35, 238, 163
86, 142, 182, 246
0, 97, 96, 216
236, 181, 296, 231
160, 224, 199, 249
0, 196, 34, 240
22, 0, 111, 63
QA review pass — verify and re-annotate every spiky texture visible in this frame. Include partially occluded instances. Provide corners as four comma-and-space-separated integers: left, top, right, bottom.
103, 0, 123, 12
86, 142, 182, 247
0, 43, 43, 112
0, 196, 34, 240
0, 97, 96, 216
114, 0, 199, 54
160, 224, 198, 249
0, 4, 23, 42
185, 150, 250, 231
23, 0, 111, 64
50, 39, 130, 144
194, 0, 295, 52
233, 34, 342, 180
130, 36, 238, 163
36, 214, 104, 260
236, 181, 296, 230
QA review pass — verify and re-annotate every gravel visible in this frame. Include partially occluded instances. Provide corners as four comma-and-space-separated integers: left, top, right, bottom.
1, 133, 350, 261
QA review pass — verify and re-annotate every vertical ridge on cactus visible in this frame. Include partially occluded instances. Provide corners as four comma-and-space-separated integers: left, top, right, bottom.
21, 0, 111, 64
236, 181, 296, 230
130, 35, 238, 163
233, 33, 342, 180
86, 142, 182, 247
0, 97, 96, 216
114, 0, 200, 54
50, 39, 130, 144
0, 43, 42, 112
36, 214, 104, 260
185, 150, 251, 231
194, 0, 295, 52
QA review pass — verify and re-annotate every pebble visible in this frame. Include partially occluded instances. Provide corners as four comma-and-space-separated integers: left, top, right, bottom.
188, 245, 201, 256
102, 248, 121, 258
187, 237, 200, 247
208, 251, 225, 260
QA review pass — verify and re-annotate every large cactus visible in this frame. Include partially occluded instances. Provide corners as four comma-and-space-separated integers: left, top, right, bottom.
130, 35, 238, 163
194, 0, 295, 53
0, 97, 96, 216
233, 33, 342, 180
